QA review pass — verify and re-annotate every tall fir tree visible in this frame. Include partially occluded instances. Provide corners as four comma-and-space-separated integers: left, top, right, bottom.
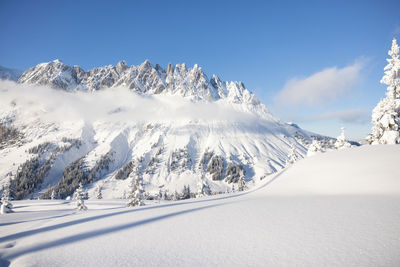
335, 127, 351, 149
75, 183, 87, 211
286, 146, 298, 165
367, 38, 400, 144
238, 175, 246, 192
96, 185, 103, 199
126, 175, 145, 207
1, 182, 13, 214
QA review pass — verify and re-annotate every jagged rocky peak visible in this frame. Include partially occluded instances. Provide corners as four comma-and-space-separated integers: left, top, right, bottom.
17, 59, 261, 105
18, 59, 78, 90
116, 60, 129, 74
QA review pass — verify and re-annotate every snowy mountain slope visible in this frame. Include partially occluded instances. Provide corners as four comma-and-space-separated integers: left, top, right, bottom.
1, 145, 399, 266
0, 66, 22, 82
0, 59, 332, 200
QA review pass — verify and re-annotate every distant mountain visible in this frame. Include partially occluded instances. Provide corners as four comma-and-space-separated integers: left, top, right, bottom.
0, 66, 23, 81
0, 59, 335, 200
18, 59, 261, 104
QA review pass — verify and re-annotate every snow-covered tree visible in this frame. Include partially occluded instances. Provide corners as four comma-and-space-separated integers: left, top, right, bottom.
172, 190, 179, 201
286, 146, 298, 165
197, 180, 211, 197
181, 185, 191, 199
51, 190, 56, 200
1, 183, 13, 214
335, 127, 351, 149
307, 140, 324, 156
367, 38, 400, 144
126, 175, 144, 207
238, 176, 246, 192
96, 185, 103, 199
75, 183, 87, 211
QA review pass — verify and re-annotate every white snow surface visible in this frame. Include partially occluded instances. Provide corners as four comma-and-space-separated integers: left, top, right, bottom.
1, 145, 399, 266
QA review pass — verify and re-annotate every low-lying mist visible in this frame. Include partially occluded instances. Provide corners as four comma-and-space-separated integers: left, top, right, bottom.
0, 81, 259, 125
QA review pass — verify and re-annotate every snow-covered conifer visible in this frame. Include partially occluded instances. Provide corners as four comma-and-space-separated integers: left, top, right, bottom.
307, 140, 324, 156
286, 146, 298, 165
172, 190, 179, 201
238, 176, 246, 192
181, 185, 191, 199
126, 175, 145, 207
1, 183, 13, 214
51, 190, 56, 200
335, 127, 351, 149
96, 185, 103, 199
197, 180, 211, 197
75, 183, 87, 211
367, 38, 400, 144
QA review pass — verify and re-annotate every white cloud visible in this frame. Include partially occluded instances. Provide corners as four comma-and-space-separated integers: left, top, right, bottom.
312, 109, 370, 124
274, 62, 363, 107
0, 80, 258, 125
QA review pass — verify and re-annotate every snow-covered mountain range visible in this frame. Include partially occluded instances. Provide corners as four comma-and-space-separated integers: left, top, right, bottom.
0, 60, 334, 200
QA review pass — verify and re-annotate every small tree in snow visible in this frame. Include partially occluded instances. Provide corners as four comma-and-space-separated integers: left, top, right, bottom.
335, 127, 351, 149
286, 146, 298, 165
172, 190, 179, 201
75, 183, 87, 211
126, 175, 145, 207
367, 38, 400, 144
1, 183, 13, 214
96, 185, 103, 199
181, 185, 191, 200
238, 176, 246, 192
51, 190, 56, 200
307, 140, 324, 156
197, 180, 211, 197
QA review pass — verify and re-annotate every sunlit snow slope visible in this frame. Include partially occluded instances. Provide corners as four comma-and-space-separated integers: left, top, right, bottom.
1, 145, 399, 266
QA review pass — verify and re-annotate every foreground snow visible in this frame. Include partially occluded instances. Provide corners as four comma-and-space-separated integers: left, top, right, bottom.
1, 145, 399, 266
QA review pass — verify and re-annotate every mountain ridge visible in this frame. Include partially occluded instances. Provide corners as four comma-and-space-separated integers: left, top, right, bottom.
17, 59, 261, 106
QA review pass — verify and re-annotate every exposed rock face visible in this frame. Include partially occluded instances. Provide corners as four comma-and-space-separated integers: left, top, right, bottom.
17, 59, 264, 107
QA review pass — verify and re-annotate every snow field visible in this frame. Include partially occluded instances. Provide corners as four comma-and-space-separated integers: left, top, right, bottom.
1, 145, 399, 266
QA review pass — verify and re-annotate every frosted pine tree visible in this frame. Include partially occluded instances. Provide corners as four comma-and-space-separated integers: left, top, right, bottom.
367, 38, 400, 144
51, 190, 56, 200
75, 183, 87, 211
126, 175, 145, 207
238, 175, 246, 192
172, 190, 179, 201
286, 146, 298, 165
335, 127, 351, 149
197, 180, 211, 197
1, 183, 13, 214
181, 185, 191, 199
307, 140, 324, 156
96, 185, 103, 199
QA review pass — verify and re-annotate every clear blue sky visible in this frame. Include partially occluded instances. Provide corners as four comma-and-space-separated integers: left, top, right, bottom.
1, 0, 399, 140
